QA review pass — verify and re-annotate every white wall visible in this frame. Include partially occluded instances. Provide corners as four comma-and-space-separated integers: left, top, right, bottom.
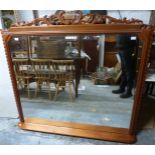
0, 17, 18, 118
38, 10, 56, 17
16, 10, 34, 22
107, 10, 151, 24
14, 10, 151, 24
15, 10, 56, 21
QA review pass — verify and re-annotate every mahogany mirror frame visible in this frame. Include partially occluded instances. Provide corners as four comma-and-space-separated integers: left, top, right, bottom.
1, 24, 154, 143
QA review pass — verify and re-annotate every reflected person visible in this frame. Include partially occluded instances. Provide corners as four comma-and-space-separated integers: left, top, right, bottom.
112, 35, 136, 98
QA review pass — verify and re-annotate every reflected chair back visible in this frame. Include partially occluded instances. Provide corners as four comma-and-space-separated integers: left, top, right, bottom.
31, 59, 51, 78
30, 59, 53, 99
51, 59, 75, 81
12, 58, 33, 98
13, 59, 30, 77
51, 59, 75, 101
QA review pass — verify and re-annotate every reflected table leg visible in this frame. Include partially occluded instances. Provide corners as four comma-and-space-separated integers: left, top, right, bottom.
74, 59, 83, 97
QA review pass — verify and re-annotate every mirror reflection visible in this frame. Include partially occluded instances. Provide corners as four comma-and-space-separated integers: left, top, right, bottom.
9, 34, 140, 128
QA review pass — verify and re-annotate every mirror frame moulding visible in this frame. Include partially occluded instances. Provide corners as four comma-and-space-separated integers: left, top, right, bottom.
1, 24, 154, 143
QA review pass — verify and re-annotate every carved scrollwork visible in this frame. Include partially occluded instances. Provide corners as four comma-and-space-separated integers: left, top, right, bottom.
11, 11, 144, 27
105, 15, 143, 24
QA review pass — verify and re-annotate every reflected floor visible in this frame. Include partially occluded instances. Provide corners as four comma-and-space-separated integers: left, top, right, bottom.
21, 79, 134, 128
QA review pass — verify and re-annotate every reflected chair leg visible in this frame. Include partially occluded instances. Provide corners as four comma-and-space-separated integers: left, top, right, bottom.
72, 80, 75, 94
39, 81, 42, 91
54, 83, 59, 101
18, 79, 23, 89
35, 81, 39, 98
47, 81, 52, 100
17, 79, 22, 90
20, 81, 23, 89
17, 80, 20, 89
26, 79, 31, 98
68, 82, 73, 102
72, 80, 75, 97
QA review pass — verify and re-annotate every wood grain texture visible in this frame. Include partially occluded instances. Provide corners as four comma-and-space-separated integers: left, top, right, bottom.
19, 118, 136, 143
24, 117, 129, 134
4, 24, 144, 36
129, 27, 155, 134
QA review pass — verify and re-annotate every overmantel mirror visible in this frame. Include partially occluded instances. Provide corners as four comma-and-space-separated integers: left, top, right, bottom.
1, 13, 154, 143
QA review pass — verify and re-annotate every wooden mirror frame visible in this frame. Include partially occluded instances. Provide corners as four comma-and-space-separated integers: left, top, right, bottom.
1, 23, 154, 143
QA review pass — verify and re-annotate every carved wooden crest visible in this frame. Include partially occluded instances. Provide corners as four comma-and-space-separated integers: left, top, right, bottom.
11, 10, 143, 27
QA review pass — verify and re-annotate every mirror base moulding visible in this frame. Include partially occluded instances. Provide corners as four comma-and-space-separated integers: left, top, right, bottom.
19, 117, 136, 143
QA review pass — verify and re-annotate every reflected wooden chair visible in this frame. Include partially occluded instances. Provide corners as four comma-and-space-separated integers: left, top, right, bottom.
51, 59, 75, 101
31, 59, 52, 99
13, 59, 33, 98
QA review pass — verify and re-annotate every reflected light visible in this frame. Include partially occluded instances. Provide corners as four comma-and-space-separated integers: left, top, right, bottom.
65, 36, 78, 40
14, 37, 19, 41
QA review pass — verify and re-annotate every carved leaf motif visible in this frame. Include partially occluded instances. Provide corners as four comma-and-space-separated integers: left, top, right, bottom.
11, 11, 144, 27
